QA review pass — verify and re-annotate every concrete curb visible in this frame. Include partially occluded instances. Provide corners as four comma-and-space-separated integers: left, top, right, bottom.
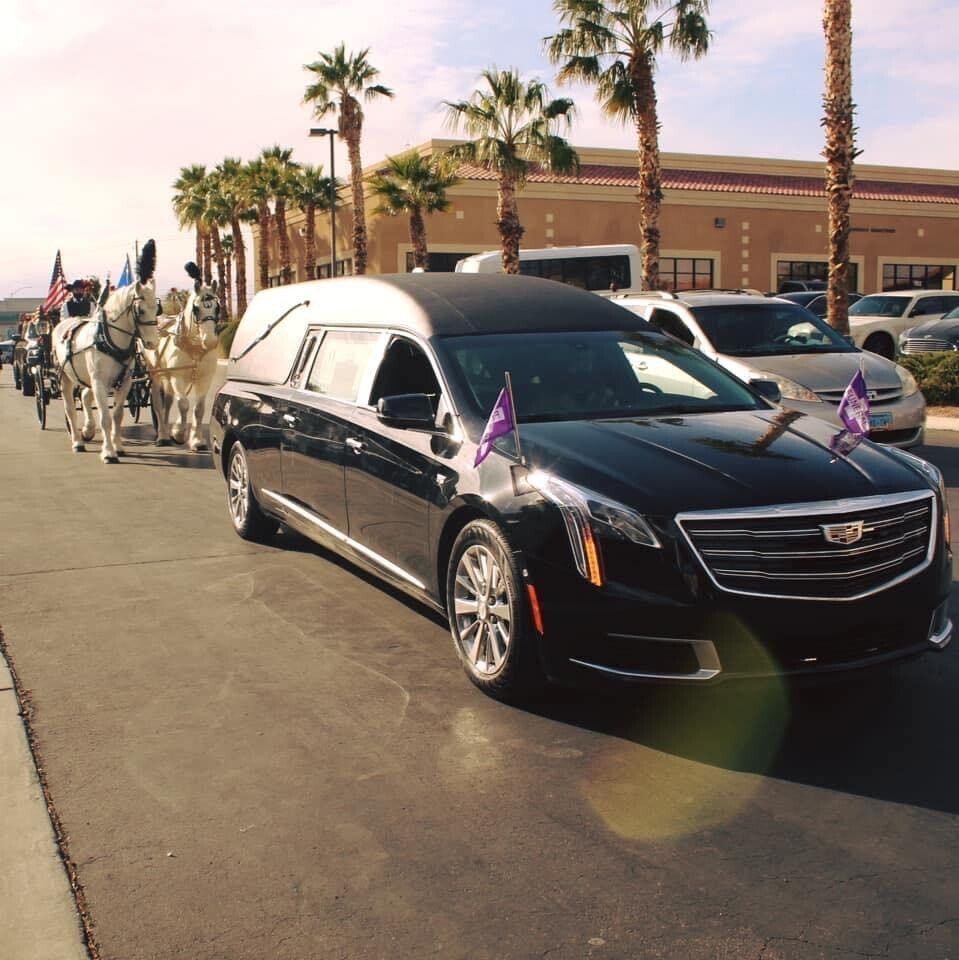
926, 416, 959, 432
0, 652, 88, 960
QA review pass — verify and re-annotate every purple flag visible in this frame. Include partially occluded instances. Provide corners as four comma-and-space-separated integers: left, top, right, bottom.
838, 368, 871, 436
474, 388, 515, 467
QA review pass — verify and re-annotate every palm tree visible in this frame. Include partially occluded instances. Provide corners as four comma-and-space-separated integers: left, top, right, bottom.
444, 68, 578, 274
214, 157, 252, 317
303, 45, 394, 275
291, 164, 341, 280
201, 173, 232, 319
823, 0, 858, 336
260, 146, 300, 285
172, 164, 208, 276
547, 0, 711, 290
369, 151, 459, 270
243, 157, 273, 292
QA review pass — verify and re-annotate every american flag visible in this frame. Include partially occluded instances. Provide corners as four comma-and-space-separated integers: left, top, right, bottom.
41, 250, 68, 314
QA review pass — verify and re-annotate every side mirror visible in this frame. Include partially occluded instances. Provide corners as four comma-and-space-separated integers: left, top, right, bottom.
750, 379, 782, 404
377, 393, 437, 430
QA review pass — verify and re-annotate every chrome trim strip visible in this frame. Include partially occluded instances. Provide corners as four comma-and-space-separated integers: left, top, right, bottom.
702, 526, 927, 560
929, 617, 953, 651
696, 508, 929, 541
714, 546, 926, 582
571, 636, 721, 682
262, 489, 427, 590
676, 490, 937, 602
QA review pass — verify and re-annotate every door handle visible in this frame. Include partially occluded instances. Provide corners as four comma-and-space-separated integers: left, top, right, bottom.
345, 437, 364, 454
282, 413, 298, 425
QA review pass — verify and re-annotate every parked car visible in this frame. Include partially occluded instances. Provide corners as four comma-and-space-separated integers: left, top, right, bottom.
12, 323, 41, 394
777, 279, 826, 294
899, 304, 959, 356
777, 290, 863, 318
847, 290, 959, 359
210, 274, 951, 701
0, 339, 14, 365
609, 290, 925, 448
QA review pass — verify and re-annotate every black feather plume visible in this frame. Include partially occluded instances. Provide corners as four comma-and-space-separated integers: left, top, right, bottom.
184, 261, 201, 281
137, 239, 157, 282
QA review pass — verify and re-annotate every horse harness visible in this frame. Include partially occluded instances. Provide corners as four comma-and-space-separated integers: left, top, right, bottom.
61, 293, 159, 390
143, 303, 219, 397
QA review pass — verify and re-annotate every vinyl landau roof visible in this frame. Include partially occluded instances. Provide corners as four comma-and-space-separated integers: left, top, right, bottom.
228, 274, 648, 385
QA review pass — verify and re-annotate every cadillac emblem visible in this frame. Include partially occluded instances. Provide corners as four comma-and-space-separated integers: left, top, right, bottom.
821, 520, 865, 545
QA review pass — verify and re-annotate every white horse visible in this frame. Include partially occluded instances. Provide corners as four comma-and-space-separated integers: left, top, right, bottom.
54, 244, 160, 464
145, 262, 220, 451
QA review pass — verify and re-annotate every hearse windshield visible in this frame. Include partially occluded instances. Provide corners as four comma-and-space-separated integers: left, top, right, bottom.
690, 303, 856, 357
439, 330, 764, 422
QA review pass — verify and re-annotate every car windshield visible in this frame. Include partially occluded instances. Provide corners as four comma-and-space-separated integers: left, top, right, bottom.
438, 330, 764, 422
943, 306, 959, 321
689, 303, 855, 357
850, 295, 908, 318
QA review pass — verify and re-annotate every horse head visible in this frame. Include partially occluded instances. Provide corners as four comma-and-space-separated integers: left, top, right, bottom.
183, 261, 220, 352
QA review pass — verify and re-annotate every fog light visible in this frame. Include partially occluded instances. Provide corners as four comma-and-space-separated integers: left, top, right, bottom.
928, 601, 953, 650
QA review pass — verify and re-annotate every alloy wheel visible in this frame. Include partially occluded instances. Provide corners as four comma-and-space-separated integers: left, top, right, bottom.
228, 448, 249, 528
453, 544, 512, 675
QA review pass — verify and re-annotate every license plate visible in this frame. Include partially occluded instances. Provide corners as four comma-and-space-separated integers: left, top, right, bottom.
869, 413, 893, 429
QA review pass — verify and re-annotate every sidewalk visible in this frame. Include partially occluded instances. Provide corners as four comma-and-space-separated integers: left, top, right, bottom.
0, 649, 87, 960
927, 408, 959, 432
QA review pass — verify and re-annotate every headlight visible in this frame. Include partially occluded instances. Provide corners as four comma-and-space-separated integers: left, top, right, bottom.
895, 364, 919, 398
748, 370, 821, 403
527, 472, 661, 587
887, 448, 950, 547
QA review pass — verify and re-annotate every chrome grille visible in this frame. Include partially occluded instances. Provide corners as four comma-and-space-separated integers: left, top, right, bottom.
816, 386, 902, 404
901, 338, 954, 355
677, 491, 936, 600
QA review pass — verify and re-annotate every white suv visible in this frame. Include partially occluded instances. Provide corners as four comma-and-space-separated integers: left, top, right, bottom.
848, 290, 959, 359
607, 289, 926, 448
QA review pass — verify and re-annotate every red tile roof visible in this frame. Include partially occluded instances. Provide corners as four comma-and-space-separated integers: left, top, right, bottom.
451, 162, 959, 205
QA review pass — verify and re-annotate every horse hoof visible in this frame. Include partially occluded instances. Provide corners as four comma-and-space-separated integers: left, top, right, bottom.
82, 428, 95, 442
72, 443, 85, 453
156, 438, 173, 447
103, 456, 120, 465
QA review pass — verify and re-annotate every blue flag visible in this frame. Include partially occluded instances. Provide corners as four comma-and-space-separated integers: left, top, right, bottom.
117, 254, 133, 288
837, 367, 870, 435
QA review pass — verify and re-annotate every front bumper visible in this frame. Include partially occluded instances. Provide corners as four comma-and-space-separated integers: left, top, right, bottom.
527, 542, 952, 687
783, 391, 926, 448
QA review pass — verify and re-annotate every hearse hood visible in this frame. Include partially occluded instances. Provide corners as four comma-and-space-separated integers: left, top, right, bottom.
517, 409, 932, 517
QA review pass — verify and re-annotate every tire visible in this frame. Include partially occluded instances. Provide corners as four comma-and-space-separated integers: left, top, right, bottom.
13, 364, 21, 390
128, 385, 141, 422
21, 368, 35, 397
35, 375, 46, 428
226, 441, 278, 542
446, 519, 544, 702
863, 333, 895, 360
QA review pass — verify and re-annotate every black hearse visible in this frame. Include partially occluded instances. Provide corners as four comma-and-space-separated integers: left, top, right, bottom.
210, 274, 952, 700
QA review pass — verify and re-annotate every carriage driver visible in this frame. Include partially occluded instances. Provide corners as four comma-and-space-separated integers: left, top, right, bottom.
60, 279, 94, 323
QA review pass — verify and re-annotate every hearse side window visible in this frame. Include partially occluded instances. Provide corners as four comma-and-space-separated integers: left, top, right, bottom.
368, 337, 442, 416
306, 330, 380, 402
290, 334, 319, 385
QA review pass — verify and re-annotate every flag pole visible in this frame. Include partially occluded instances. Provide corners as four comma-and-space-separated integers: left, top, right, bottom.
504, 370, 525, 467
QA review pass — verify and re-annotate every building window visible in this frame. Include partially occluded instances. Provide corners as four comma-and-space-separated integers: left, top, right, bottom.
405, 252, 479, 272
660, 257, 714, 292
882, 263, 956, 291
267, 275, 283, 288
777, 260, 859, 293
317, 259, 354, 279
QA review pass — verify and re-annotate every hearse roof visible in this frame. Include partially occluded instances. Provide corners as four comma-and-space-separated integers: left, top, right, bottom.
228, 274, 651, 385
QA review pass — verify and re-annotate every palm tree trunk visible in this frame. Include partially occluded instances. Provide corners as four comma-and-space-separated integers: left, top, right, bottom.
210, 226, 227, 306
202, 229, 213, 285
275, 199, 293, 285
342, 100, 368, 275
305, 203, 317, 280
823, 0, 855, 336
632, 53, 663, 291
230, 216, 247, 316
496, 175, 524, 275
408, 206, 428, 270
195, 227, 203, 270
223, 254, 233, 322
257, 203, 270, 291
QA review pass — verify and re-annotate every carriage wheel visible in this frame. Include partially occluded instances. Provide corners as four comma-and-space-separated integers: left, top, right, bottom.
128, 383, 141, 422
35, 375, 47, 429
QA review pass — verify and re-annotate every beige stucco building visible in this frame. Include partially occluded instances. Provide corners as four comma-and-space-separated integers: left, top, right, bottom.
255, 139, 959, 295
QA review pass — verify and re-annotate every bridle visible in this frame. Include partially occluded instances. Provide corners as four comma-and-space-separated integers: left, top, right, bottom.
96, 292, 159, 365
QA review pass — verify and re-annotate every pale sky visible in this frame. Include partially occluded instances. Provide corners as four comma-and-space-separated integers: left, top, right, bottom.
2, 0, 956, 298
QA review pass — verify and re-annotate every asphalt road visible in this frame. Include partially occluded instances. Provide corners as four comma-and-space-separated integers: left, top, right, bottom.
1, 372, 958, 960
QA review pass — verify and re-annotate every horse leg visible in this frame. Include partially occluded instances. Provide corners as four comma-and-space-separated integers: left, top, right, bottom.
91, 376, 118, 464
60, 370, 85, 452
112, 370, 132, 456
171, 389, 189, 445
189, 395, 208, 452
80, 388, 96, 442
153, 378, 173, 446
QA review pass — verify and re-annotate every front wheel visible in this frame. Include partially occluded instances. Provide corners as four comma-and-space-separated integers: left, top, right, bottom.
446, 520, 544, 702
226, 441, 278, 542
35, 374, 46, 428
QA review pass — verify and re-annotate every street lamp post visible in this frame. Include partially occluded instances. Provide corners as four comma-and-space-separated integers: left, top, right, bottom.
309, 127, 337, 279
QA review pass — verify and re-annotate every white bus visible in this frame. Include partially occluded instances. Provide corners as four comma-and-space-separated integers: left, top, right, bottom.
454, 244, 640, 292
